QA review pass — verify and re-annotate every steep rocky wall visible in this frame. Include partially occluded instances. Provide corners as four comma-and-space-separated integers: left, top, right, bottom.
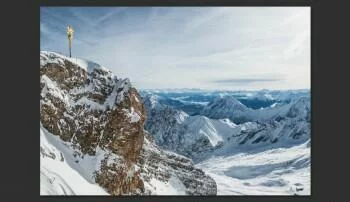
40, 52, 145, 195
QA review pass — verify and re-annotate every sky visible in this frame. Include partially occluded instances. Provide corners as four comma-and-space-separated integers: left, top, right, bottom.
40, 7, 310, 91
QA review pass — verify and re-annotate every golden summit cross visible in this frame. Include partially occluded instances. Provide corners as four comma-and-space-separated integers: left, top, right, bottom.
67, 25, 74, 58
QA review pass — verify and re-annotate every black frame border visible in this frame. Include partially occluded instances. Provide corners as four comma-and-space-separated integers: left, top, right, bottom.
5, 0, 343, 202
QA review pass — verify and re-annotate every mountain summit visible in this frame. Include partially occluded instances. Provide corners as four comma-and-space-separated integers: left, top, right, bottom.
40, 51, 216, 195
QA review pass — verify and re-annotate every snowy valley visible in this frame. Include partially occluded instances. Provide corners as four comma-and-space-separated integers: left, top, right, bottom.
141, 90, 310, 195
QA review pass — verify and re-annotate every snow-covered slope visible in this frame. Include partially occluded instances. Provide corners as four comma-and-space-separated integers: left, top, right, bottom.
197, 140, 310, 195
40, 51, 217, 195
40, 124, 109, 195
41, 123, 217, 195
40, 51, 110, 73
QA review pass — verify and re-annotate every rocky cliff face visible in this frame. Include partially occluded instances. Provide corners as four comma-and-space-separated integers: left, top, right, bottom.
40, 51, 216, 195
139, 131, 217, 195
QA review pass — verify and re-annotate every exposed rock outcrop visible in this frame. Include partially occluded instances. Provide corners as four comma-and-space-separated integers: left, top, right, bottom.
139, 131, 217, 195
40, 51, 217, 195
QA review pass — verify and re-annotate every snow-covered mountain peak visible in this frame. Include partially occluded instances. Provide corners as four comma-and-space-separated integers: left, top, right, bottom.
285, 96, 310, 119
212, 95, 247, 110
40, 51, 216, 195
250, 91, 274, 101
200, 95, 249, 122
41, 51, 110, 74
41, 51, 147, 194
143, 94, 161, 109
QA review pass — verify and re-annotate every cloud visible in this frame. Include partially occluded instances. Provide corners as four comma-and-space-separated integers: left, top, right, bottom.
183, 7, 232, 34
211, 78, 284, 84
283, 29, 310, 59
40, 22, 49, 35
40, 7, 310, 90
